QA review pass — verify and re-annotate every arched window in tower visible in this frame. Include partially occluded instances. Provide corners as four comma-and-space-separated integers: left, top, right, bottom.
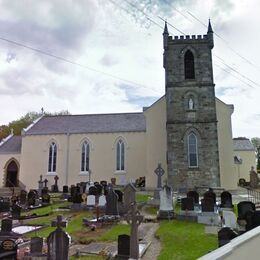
81, 141, 90, 172
188, 132, 198, 167
184, 50, 195, 79
48, 142, 57, 172
116, 139, 125, 171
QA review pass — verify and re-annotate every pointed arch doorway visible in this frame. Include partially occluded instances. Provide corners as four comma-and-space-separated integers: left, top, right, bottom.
5, 160, 19, 187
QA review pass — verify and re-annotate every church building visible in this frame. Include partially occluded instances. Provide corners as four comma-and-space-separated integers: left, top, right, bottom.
0, 22, 255, 191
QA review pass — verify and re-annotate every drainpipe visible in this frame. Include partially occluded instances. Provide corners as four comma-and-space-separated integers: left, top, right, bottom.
65, 133, 70, 185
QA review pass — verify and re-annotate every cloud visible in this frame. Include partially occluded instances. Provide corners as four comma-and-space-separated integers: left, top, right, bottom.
99, 54, 119, 67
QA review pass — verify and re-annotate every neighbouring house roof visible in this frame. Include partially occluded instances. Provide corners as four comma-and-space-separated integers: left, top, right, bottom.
233, 137, 255, 151
0, 135, 22, 154
24, 113, 146, 135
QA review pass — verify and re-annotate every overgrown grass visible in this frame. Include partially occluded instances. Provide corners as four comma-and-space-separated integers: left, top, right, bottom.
136, 193, 151, 203
156, 220, 217, 260
145, 206, 158, 215
97, 224, 130, 242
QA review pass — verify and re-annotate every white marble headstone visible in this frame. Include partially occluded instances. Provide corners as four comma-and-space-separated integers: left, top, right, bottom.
223, 210, 237, 229
98, 195, 106, 207
159, 185, 173, 211
87, 195, 95, 206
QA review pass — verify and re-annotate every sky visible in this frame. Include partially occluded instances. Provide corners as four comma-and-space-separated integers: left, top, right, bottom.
0, 0, 259, 138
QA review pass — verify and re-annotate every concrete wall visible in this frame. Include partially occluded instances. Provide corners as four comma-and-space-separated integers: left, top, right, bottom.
216, 98, 237, 190
199, 226, 260, 260
19, 132, 146, 190
233, 150, 256, 183
144, 97, 167, 188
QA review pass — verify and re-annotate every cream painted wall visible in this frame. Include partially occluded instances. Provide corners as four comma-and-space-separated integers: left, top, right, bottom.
19, 132, 146, 190
0, 154, 20, 187
144, 97, 167, 188
216, 98, 237, 190
233, 150, 256, 183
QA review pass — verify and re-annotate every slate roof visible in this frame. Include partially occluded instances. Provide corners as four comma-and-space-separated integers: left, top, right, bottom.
233, 137, 255, 151
0, 135, 22, 153
24, 113, 146, 135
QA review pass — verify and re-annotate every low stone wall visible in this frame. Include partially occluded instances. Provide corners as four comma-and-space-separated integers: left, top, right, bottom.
199, 226, 260, 260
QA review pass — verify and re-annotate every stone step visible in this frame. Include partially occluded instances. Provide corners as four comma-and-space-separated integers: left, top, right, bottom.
0, 187, 22, 198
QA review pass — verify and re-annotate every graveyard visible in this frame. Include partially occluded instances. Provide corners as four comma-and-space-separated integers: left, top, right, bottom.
2, 167, 260, 260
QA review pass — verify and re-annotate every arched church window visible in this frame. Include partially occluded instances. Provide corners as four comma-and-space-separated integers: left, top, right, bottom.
116, 139, 125, 171
48, 142, 57, 172
188, 132, 198, 167
184, 50, 195, 79
81, 141, 90, 172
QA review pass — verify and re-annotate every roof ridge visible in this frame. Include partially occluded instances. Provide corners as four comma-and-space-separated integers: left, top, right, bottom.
43, 112, 144, 118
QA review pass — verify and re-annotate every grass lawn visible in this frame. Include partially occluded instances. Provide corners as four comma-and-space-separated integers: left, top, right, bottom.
97, 224, 130, 241
136, 193, 151, 203
156, 220, 218, 260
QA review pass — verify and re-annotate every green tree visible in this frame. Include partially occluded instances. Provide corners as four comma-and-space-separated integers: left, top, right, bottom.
251, 137, 260, 150
0, 110, 70, 141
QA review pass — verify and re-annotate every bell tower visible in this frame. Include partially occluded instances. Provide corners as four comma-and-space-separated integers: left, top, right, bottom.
164, 20, 220, 191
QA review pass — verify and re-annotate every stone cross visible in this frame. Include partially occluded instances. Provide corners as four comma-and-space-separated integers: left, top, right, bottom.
126, 202, 143, 259
154, 163, 165, 188
54, 175, 59, 185
44, 178, 48, 188
38, 175, 44, 196
51, 215, 67, 229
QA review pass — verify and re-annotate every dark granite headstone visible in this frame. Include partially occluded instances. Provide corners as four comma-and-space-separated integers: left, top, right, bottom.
63, 185, 69, 193
19, 190, 27, 205
218, 227, 238, 247
117, 234, 130, 258
0, 239, 17, 260
47, 215, 69, 260
0, 197, 10, 212
42, 193, 51, 204
1, 219, 12, 233
201, 198, 215, 212
123, 183, 136, 208
245, 210, 260, 231
11, 204, 21, 219
88, 186, 98, 196
95, 183, 103, 196
52, 175, 59, 192
105, 185, 119, 216
187, 190, 199, 204
237, 201, 255, 220
28, 190, 39, 207
181, 197, 194, 211
203, 190, 216, 204
30, 236, 44, 256
220, 191, 233, 208
115, 190, 124, 203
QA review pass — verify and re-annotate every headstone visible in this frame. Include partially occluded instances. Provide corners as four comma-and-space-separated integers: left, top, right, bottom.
63, 185, 69, 193
38, 175, 44, 196
158, 184, 174, 219
0, 239, 17, 260
237, 201, 255, 221
218, 227, 238, 247
28, 190, 38, 207
245, 210, 260, 231
115, 190, 124, 203
11, 204, 22, 219
187, 190, 199, 204
28, 236, 46, 258
154, 163, 165, 189
0, 219, 20, 239
201, 198, 215, 212
126, 202, 143, 260
87, 195, 95, 207
47, 215, 70, 260
203, 189, 216, 204
117, 234, 130, 258
42, 193, 51, 204
52, 175, 59, 192
98, 195, 106, 207
250, 167, 259, 188
123, 183, 136, 208
0, 197, 10, 212
19, 190, 27, 205
220, 191, 233, 208
223, 210, 237, 229
88, 186, 98, 196
81, 193, 88, 205
105, 185, 119, 216
95, 183, 103, 196
181, 197, 194, 211
44, 178, 48, 188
